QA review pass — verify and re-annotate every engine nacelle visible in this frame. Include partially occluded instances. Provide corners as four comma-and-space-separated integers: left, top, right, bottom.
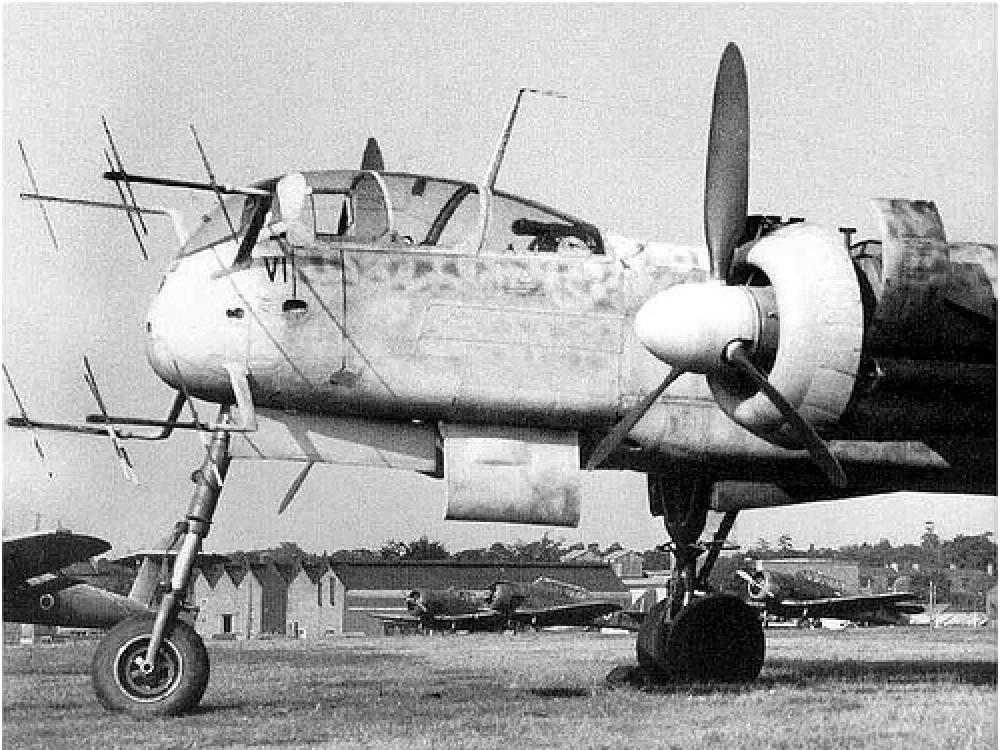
710, 223, 865, 448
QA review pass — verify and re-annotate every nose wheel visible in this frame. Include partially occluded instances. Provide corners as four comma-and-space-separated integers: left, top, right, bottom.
92, 616, 209, 716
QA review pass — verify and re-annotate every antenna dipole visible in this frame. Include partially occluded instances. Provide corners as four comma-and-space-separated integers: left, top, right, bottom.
17, 140, 60, 251
102, 116, 148, 234
189, 124, 239, 245
2, 363, 53, 478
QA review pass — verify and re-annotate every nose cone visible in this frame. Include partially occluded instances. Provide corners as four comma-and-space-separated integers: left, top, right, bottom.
635, 282, 758, 373
145, 250, 245, 398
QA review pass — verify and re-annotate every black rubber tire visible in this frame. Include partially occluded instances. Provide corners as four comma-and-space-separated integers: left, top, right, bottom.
91, 616, 209, 717
636, 594, 765, 683
668, 594, 765, 682
635, 597, 673, 677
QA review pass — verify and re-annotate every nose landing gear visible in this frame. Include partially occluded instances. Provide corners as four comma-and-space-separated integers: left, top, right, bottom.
91, 408, 232, 717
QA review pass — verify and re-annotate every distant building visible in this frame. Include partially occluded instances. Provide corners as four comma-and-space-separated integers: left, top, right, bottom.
858, 564, 893, 594
944, 568, 997, 612
191, 561, 288, 639
603, 549, 644, 579
284, 561, 341, 638
113, 553, 630, 639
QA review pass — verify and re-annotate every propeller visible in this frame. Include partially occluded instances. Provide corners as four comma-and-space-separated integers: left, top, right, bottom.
585, 367, 683, 470
723, 343, 847, 487
587, 44, 749, 470
587, 43, 848, 488
736, 569, 770, 600
704, 42, 749, 282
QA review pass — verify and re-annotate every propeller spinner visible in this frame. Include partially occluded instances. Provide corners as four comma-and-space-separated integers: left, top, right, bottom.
589, 44, 850, 487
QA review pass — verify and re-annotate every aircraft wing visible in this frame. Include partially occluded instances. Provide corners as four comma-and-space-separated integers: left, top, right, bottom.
511, 601, 623, 628
3, 530, 152, 629
433, 609, 508, 630
368, 609, 507, 630
367, 612, 421, 624
770, 592, 923, 621
3, 530, 110, 585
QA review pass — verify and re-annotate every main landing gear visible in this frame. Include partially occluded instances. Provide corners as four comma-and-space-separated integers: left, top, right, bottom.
91, 410, 233, 717
633, 477, 764, 684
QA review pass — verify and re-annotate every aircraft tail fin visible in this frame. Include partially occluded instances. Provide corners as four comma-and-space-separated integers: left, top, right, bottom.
361, 137, 384, 171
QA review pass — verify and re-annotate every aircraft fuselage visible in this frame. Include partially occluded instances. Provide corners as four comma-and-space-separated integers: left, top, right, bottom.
145, 170, 996, 493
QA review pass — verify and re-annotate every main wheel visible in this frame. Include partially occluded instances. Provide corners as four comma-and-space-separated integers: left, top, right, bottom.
92, 616, 209, 717
636, 597, 674, 677
636, 594, 765, 683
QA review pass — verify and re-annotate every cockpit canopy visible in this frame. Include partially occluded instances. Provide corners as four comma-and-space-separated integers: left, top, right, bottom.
179, 170, 604, 258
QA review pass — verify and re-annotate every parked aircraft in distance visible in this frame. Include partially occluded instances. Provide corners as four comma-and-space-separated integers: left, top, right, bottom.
3, 530, 151, 630
370, 577, 624, 632
6, 42, 995, 716
737, 569, 923, 626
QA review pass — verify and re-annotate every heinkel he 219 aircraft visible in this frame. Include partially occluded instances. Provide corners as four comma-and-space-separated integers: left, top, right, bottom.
7, 43, 996, 716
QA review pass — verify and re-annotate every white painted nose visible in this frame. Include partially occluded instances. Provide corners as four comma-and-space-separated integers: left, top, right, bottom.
145, 249, 246, 397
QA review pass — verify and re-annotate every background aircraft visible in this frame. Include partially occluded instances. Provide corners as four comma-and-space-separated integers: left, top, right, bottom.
3, 530, 151, 630
4, 32, 995, 718
370, 577, 624, 632
736, 569, 923, 627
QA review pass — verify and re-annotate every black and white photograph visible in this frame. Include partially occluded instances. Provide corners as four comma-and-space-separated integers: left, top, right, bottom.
2, 4, 996, 747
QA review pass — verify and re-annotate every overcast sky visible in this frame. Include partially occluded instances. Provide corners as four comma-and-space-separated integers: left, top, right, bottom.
3, 4, 996, 556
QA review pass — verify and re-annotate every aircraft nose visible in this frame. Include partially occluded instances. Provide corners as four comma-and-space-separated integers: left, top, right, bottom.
145, 252, 247, 400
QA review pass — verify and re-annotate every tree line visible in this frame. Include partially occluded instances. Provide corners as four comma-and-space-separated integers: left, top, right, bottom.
231, 528, 996, 574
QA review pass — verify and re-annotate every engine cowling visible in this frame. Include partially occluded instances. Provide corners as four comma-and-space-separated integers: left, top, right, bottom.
636, 223, 864, 451
712, 223, 864, 447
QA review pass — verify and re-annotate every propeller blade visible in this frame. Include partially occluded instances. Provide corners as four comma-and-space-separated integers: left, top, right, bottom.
361, 137, 384, 171
704, 42, 749, 281
585, 368, 685, 470
724, 343, 847, 487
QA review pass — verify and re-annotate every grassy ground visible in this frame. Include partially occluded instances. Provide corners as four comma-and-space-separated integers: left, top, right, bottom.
2, 626, 996, 749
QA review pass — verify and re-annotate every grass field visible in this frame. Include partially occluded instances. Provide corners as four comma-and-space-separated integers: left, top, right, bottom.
3, 626, 996, 749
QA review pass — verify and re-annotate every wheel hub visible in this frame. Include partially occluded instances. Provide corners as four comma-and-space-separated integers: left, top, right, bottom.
116, 636, 182, 701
